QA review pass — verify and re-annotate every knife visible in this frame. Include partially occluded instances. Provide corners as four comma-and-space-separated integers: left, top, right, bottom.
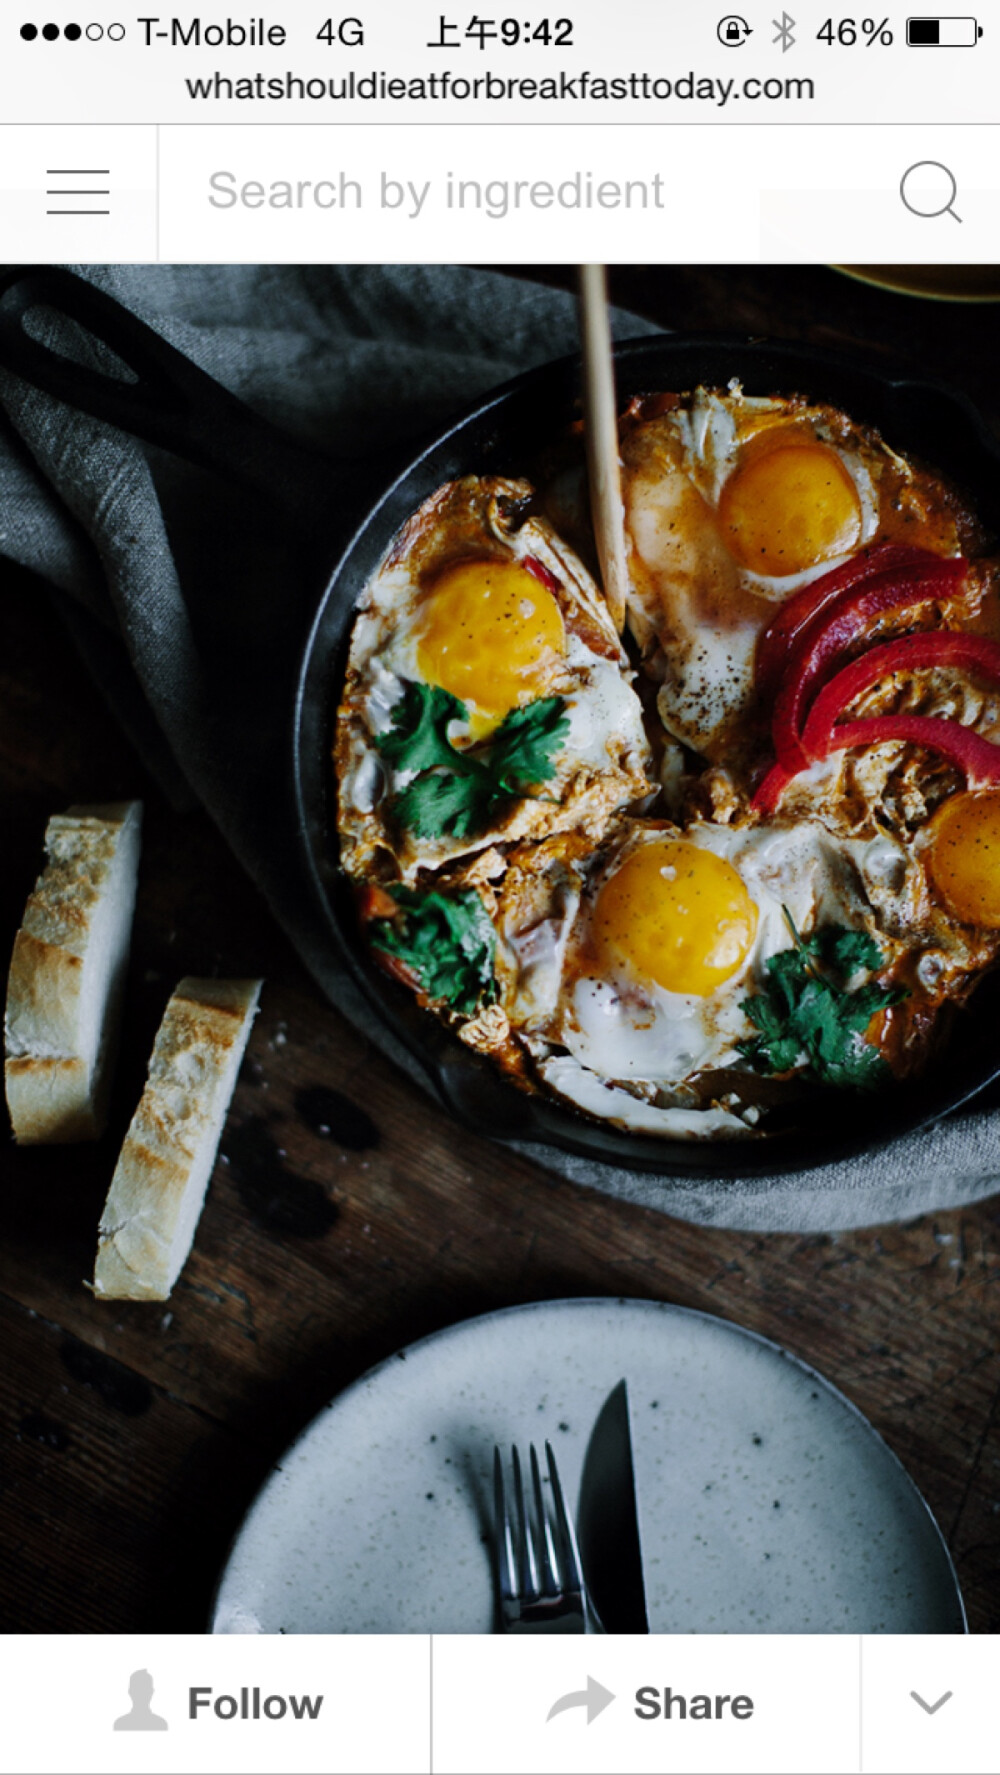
577, 1378, 650, 1633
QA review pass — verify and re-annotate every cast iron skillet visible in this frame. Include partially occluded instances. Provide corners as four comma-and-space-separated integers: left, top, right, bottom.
3, 265, 1000, 1180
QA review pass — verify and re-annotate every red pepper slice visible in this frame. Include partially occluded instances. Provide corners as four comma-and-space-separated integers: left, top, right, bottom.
750, 762, 795, 816
755, 542, 939, 696
753, 712, 1000, 813
801, 630, 1000, 761
826, 714, 1000, 787
374, 950, 422, 992
771, 555, 967, 772
523, 555, 562, 594
357, 882, 400, 923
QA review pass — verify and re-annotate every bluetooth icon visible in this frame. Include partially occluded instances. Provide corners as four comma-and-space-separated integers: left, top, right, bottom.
773, 10, 796, 49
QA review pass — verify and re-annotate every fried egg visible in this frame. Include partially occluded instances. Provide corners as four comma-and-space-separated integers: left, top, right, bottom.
337, 476, 654, 883
495, 817, 890, 1135
620, 386, 964, 761
923, 790, 1000, 928
473, 796, 1000, 1131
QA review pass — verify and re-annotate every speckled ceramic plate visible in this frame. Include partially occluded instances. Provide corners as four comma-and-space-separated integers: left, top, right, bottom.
211, 1299, 965, 1635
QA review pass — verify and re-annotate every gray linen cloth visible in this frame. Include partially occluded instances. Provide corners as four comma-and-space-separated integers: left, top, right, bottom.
1, 263, 996, 1232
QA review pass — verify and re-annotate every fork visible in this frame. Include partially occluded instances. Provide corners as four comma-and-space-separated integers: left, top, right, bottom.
493, 1440, 587, 1633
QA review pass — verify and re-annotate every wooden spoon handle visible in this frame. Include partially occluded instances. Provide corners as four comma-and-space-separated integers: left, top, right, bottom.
578, 264, 629, 634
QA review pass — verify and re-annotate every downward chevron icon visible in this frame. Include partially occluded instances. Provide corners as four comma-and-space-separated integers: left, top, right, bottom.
911, 1690, 953, 1715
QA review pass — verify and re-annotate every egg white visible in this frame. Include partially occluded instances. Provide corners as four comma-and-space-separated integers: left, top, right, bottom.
337, 477, 654, 882
623, 387, 884, 757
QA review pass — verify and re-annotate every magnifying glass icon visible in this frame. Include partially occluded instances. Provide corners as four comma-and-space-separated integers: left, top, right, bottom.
900, 160, 962, 223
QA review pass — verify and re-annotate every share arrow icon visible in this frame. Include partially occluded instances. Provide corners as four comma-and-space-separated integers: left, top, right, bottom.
546, 1676, 616, 1725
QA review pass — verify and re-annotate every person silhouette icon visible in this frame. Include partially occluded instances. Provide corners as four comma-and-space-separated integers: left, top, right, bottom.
114, 1669, 168, 1731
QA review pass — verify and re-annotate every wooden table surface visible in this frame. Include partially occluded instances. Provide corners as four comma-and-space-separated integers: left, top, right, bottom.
2, 265, 999, 1636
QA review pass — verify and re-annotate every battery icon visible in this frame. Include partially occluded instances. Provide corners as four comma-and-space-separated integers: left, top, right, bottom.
906, 16, 983, 43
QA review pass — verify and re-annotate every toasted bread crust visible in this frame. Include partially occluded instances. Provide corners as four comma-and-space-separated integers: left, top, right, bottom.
6, 931, 85, 1058
3, 1056, 97, 1143
92, 976, 262, 1302
4, 801, 142, 1144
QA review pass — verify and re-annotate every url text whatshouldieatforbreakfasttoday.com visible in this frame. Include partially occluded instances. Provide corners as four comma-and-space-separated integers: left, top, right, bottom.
179, 69, 816, 107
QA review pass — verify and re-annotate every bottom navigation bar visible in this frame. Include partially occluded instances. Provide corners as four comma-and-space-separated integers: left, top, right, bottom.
1, 1633, 990, 1775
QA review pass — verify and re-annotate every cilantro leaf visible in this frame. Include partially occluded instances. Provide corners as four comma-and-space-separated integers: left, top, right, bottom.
488, 697, 572, 793
805, 926, 883, 979
761, 948, 811, 1018
393, 770, 492, 840
369, 886, 497, 1017
376, 682, 473, 774
374, 680, 570, 842
738, 916, 907, 1093
739, 1005, 803, 1076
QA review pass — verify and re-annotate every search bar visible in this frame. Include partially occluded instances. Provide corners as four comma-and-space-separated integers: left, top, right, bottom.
4, 122, 996, 262
161, 124, 999, 264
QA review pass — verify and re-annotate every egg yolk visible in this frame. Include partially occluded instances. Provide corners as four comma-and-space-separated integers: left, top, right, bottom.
591, 839, 759, 997
719, 441, 863, 577
415, 558, 565, 730
927, 791, 1000, 928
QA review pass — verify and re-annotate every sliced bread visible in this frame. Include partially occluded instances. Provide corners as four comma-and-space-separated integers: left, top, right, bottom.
92, 976, 262, 1301
5, 801, 143, 1144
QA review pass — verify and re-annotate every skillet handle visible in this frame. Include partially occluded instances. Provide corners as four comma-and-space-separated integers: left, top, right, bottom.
0, 265, 335, 537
